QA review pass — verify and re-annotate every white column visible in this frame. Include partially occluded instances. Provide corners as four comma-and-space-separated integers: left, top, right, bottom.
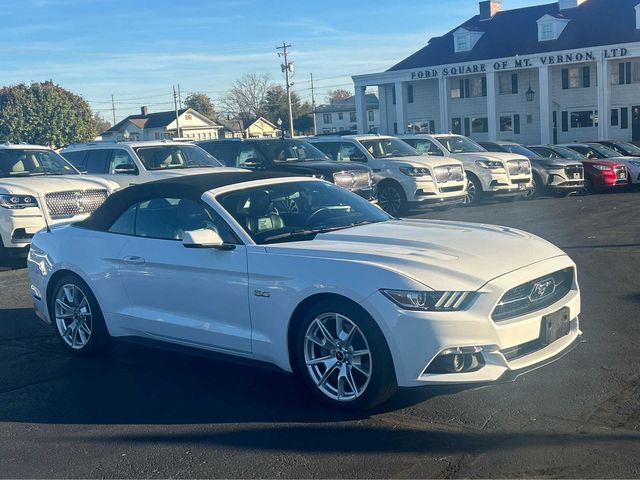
438, 76, 449, 133
597, 56, 610, 140
377, 85, 390, 135
395, 81, 407, 135
354, 85, 368, 134
486, 71, 498, 141
538, 65, 553, 144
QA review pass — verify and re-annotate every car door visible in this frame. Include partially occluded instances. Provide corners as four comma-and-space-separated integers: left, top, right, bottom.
106, 148, 140, 186
116, 196, 252, 353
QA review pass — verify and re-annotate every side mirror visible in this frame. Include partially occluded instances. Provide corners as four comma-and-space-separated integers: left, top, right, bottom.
242, 157, 264, 169
113, 164, 138, 174
182, 229, 235, 250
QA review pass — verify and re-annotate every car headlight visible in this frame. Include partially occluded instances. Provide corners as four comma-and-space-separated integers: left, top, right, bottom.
475, 160, 504, 170
592, 164, 612, 171
0, 194, 38, 209
381, 289, 475, 311
399, 167, 431, 177
311, 173, 328, 181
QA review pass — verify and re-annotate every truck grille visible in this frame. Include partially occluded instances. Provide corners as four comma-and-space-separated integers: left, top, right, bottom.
492, 268, 574, 322
434, 165, 464, 183
45, 189, 108, 220
333, 170, 372, 190
564, 165, 584, 179
507, 159, 531, 176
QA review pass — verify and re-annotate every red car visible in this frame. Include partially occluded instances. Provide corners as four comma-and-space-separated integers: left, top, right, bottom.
558, 144, 629, 191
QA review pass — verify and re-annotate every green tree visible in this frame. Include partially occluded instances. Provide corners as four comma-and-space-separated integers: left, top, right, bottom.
184, 92, 216, 120
326, 88, 352, 104
94, 113, 111, 134
0, 81, 96, 148
263, 85, 316, 134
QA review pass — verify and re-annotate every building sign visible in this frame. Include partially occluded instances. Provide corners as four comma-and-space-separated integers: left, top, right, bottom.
409, 47, 629, 80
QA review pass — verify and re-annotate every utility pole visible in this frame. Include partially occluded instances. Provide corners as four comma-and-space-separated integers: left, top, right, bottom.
177, 84, 182, 109
173, 85, 181, 138
111, 94, 116, 124
310, 73, 317, 136
277, 41, 295, 138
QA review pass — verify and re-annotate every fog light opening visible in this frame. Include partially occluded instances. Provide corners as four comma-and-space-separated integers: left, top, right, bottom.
425, 347, 485, 374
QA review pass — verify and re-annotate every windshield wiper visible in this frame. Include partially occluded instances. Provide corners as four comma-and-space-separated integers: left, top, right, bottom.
262, 221, 379, 244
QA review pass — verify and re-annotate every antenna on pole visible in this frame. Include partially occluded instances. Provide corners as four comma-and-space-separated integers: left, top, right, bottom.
173, 85, 181, 139
177, 84, 183, 109
111, 94, 116, 125
310, 73, 317, 136
276, 41, 295, 138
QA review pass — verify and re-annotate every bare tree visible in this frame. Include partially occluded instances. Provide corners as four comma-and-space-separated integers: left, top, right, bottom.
326, 88, 352, 104
219, 73, 272, 127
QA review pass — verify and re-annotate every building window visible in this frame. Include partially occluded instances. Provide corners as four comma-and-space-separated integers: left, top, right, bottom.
411, 120, 436, 134
468, 77, 485, 98
456, 35, 468, 52
322, 128, 330, 134
526, 114, 533, 124
323, 113, 332, 124
500, 114, 521, 134
570, 110, 598, 128
338, 112, 344, 120
621, 107, 629, 129
471, 117, 488, 134
185, 114, 193, 120
615, 62, 640, 85
407, 84, 414, 103
611, 109, 619, 127
349, 111, 357, 123
499, 73, 518, 94
452, 118, 462, 135
368, 110, 374, 122
450, 82, 462, 99
392, 86, 396, 105
540, 23, 554, 41
563, 66, 590, 89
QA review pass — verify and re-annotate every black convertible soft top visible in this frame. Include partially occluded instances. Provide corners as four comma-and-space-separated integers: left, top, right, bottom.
76, 171, 296, 232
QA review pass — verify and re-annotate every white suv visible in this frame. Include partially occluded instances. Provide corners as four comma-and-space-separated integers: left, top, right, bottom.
308, 135, 467, 216
0, 143, 118, 259
60, 141, 242, 189
400, 134, 532, 205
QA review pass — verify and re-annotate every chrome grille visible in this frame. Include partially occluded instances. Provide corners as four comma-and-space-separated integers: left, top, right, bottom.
434, 165, 464, 183
507, 159, 531, 176
45, 189, 108, 219
492, 268, 574, 322
333, 170, 372, 190
564, 164, 584, 179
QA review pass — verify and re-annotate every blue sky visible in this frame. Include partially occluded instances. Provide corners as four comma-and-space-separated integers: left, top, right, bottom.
1, 0, 543, 121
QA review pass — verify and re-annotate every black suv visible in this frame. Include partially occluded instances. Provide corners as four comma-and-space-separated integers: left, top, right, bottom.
196, 138, 375, 201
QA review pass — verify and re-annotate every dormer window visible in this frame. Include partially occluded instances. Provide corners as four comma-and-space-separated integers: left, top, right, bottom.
453, 27, 484, 53
537, 14, 570, 42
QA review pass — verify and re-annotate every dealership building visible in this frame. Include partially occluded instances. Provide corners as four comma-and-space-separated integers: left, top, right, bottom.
353, 0, 640, 145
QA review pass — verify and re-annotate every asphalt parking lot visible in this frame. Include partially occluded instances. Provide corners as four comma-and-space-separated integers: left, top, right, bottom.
1, 191, 639, 479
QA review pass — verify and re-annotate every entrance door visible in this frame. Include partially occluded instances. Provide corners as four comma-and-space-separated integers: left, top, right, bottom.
633, 106, 640, 142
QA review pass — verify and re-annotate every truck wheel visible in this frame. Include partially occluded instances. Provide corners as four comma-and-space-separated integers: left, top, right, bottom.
378, 182, 407, 217
463, 175, 482, 206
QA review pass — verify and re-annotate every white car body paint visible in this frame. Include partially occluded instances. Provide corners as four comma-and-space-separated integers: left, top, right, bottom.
28, 177, 581, 387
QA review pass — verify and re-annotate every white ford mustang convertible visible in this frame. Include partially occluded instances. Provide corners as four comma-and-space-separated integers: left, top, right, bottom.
28, 172, 583, 409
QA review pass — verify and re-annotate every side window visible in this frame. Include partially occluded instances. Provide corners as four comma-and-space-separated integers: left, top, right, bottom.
236, 145, 265, 167
84, 149, 111, 174
337, 143, 367, 162
312, 142, 338, 160
134, 197, 235, 242
414, 140, 443, 156
61, 150, 86, 169
108, 149, 138, 174
203, 143, 236, 166
109, 204, 137, 235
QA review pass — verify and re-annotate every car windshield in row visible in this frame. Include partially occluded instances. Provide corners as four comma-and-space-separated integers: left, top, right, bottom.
133, 145, 222, 171
435, 136, 486, 154
217, 181, 390, 245
359, 138, 418, 158
586, 144, 624, 159
0, 149, 78, 178
507, 145, 539, 158
257, 140, 329, 163
614, 141, 640, 156
551, 146, 585, 160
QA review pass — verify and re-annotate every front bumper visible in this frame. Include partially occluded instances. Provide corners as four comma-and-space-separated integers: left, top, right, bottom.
477, 170, 532, 195
364, 256, 581, 388
0, 210, 47, 249
399, 176, 467, 204
349, 186, 376, 202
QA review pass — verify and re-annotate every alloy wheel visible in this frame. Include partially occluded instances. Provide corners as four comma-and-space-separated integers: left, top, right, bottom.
303, 312, 372, 402
54, 283, 93, 350
378, 185, 402, 216
464, 180, 477, 204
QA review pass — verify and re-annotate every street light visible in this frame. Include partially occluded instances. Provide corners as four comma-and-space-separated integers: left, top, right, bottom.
525, 70, 536, 102
277, 118, 284, 139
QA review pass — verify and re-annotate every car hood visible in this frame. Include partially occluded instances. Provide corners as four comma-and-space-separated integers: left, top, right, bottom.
266, 219, 565, 291
271, 161, 370, 174
381, 155, 464, 169
447, 151, 528, 164
147, 167, 247, 177
531, 157, 581, 168
0, 175, 118, 196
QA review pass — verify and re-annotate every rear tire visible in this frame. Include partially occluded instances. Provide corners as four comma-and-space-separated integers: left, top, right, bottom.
293, 299, 397, 411
49, 274, 110, 355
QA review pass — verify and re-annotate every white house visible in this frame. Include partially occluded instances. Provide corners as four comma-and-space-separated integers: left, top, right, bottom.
101, 107, 222, 142
314, 94, 380, 134
353, 0, 640, 145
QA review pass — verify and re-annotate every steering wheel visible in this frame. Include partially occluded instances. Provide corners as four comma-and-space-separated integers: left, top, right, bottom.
305, 207, 335, 227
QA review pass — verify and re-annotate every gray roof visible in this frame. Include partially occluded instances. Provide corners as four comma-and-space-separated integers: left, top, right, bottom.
388, 0, 640, 71
315, 94, 379, 113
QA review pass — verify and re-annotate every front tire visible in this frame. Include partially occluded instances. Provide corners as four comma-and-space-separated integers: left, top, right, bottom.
294, 299, 397, 410
378, 182, 407, 217
525, 173, 544, 200
50, 274, 110, 355
463, 175, 482, 206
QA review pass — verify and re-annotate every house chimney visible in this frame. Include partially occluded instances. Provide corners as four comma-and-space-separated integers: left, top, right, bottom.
479, 0, 502, 19
141, 106, 148, 116
558, 0, 586, 10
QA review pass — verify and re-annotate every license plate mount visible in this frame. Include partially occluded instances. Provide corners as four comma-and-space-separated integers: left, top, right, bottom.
541, 307, 571, 346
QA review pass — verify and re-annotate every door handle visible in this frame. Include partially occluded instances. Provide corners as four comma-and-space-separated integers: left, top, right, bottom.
122, 256, 145, 265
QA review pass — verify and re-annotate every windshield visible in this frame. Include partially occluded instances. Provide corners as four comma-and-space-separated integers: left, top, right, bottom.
217, 180, 390, 245
359, 138, 418, 158
506, 145, 539, 158
257, 140, 329, 162
134, 145, 223, 171
616, 141, 640, 156
587, 144, 623, 159
553, 146, 585, 160
0, 149, 78, 178
435, 136, 486, 153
